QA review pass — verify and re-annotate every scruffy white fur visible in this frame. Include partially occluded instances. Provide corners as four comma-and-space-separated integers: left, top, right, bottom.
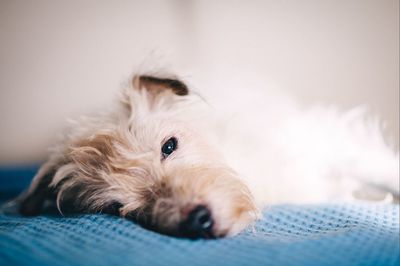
18, 71, 399, 239
221, 100, 399, 204
201, 75, 399, 205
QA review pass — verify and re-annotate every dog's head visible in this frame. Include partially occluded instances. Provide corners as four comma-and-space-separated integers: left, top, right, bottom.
19, 75, 258, 238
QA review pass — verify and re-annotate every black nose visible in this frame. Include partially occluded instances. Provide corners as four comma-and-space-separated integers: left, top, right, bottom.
180, 205, 214, 239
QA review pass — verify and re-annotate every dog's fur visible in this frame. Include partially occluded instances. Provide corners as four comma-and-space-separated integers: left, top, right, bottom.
18, 73, 399, 238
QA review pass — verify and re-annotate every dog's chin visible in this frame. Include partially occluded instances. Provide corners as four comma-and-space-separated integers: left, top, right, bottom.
136, 219, 252, 240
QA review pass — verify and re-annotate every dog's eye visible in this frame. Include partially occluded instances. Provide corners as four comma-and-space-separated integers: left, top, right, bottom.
162, 137, 178, 158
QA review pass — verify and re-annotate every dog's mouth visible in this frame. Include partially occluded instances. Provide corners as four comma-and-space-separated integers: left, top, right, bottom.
125, 204, 222, 239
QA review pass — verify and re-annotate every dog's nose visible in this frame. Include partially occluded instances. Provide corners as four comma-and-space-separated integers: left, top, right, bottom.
180, 205, 214, 239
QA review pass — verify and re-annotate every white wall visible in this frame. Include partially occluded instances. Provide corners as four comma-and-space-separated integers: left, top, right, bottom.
0, 0, 398, 165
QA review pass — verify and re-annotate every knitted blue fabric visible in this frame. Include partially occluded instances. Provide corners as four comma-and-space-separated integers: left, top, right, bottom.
0, 167, 399, 266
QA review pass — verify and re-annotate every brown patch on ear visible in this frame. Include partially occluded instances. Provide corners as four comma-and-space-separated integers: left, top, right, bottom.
133, 75, 189, 96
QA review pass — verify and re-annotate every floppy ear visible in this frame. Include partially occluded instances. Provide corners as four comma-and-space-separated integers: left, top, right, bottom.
19, 161, 59, 216
133, 75, 189, 96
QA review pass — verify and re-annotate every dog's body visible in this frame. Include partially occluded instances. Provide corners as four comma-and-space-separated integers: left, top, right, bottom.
18, 74, 399, 239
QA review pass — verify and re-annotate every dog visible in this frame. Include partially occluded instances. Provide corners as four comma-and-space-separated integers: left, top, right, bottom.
17, 74, 399, 239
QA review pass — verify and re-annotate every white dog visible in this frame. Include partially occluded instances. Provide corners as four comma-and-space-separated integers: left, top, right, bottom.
18, 73, 399, 239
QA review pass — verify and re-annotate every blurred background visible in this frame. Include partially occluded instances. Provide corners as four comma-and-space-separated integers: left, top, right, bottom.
0, 0, 398, 165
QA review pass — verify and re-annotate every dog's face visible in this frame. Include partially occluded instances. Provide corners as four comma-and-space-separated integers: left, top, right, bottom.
19, 75, 258, 238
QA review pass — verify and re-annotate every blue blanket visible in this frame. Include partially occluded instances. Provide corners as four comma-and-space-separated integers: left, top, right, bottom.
0, 167, 399, 266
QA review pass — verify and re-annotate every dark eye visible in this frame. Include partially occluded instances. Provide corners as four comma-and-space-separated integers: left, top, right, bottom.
161, 137, 178, 158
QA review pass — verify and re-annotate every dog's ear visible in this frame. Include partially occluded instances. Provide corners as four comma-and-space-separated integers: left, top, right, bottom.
120, 75, 189, 114
132, 75, 189, 96
19, 161, 59, 216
